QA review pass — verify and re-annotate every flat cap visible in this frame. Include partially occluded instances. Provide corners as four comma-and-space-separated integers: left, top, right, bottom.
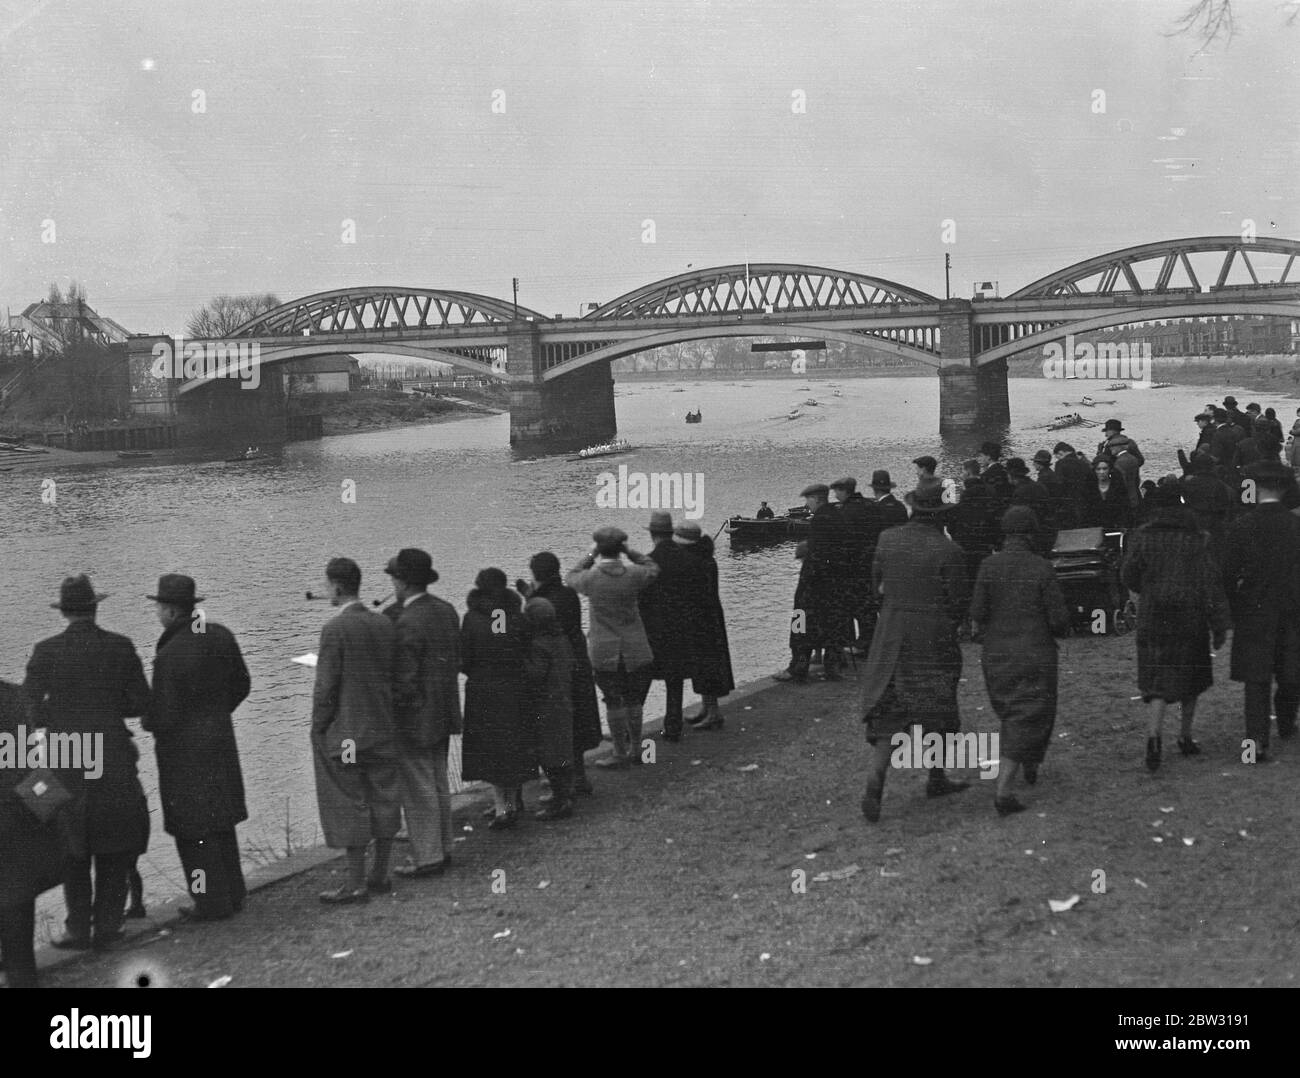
828, 476, 857, 492
800, 482, 829, 497
592, 525, 628, 546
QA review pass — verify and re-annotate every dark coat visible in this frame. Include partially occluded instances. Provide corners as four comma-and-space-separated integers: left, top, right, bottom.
312, 603, 397, 759
874, 493, 910, 529
143, 620, 250, 839
460, 588, 536, 787
1053, 454, 1093, 527
970, 538, 1069, 764
1180, 472, 1235, 571
0, 681, 68, 907
392, 592, 463, 749
1221, 502, 1300, 684
24, 620, 151, 859
1081, 477, 1131, 531
799, 501, 854, 648
1122, 511, 1230, 702
680, 536, 735, 697
639, 539, 710, 680
523, 612, 574, 771
859, 519, 969, 739
531, 578, 602, 754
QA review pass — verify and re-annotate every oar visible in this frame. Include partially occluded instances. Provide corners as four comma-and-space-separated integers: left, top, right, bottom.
712, 519, 730, 541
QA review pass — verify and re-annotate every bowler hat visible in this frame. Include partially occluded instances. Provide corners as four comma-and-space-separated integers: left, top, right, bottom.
672, 521, 702, 545
1246, 402, 1261, 413
647, 510, 674, 534
979, 442, 1002, 460
592, 525, 628, 546
146, 573, 204, 607
52, 574, 107, 612
904, 478, 952, 514
384, 548, 437, 586
1223, 396, 1238, 407
1194, 411, 1212, 422
829, 476, 857, 493
869, 470, 896, 491
1005, 457, 1030, 477
1032, 450, 1053, 465
800, 482, 829, 497
912, 455, 937, 472
1102, 419, 1124, 432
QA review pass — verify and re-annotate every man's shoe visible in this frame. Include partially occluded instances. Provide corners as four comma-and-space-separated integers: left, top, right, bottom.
393, 861, 446, 879
926, 775, 971, 798
534, 801, 573, 821
772, 670, 807, 684
319, 886, 369, 905
488, 811, 518, 831
1145, 736, 1162, 772
995, 796, 1028, 817
124, 903, 148, 920
51, 934, 93, 951
1176, 736, 1201, 757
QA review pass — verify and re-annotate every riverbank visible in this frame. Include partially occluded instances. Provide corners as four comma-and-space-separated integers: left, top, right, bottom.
0, 393, 505, 472
30, 632, 1299, 988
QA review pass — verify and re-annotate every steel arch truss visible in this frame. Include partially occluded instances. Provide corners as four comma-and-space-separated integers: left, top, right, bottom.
229, 288, 544, 337
1010, 237, 1300, 299
585, 264, 937, 320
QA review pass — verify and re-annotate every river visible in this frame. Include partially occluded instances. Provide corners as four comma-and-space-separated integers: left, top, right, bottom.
0, 372, 1271, 905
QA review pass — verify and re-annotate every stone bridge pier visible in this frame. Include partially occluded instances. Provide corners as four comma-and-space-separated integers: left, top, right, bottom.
936, 300, 1010, 437
507, 322, 617, 451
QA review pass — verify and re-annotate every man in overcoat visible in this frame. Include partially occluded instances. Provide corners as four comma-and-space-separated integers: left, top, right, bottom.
1220, 461, 1300, 760
384, 549, 462, 879
858, 481, 972, 822
143, 574, 250, 921
24, 575, 151, 950
312, 558, 402, 903
638, 511, 709, 741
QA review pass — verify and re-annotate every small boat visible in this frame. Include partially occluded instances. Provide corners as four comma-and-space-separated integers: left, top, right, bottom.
1130, 381, 1174, 390
226, 448, 270, 463
726, 507, 812, 545
1062, 397, 1115, 407
0, 440, 48, 454
1106, 383, 1130, 391
117, 451, 154, 460
1045, 413, 1090, 431
685, 410, 702, 424
787, 407, 802, 420
572, 438, 633, 460
669, 388, 685, 393
803, 398, 819, 406
832, 389, 842, 397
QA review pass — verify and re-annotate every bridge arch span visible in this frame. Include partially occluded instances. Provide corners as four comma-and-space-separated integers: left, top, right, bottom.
585, 263, 938, 320
175, 340, 499, 396
540, 324, 942, 382
229, 286, 544, 337
975, 300, 1300, 367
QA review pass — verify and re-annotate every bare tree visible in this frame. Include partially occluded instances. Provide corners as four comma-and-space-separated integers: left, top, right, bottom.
1174, 1, 1300, 45
187, 293, 281, 338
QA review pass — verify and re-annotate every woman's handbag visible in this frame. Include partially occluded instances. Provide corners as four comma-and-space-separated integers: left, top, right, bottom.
13, 767, 73, 823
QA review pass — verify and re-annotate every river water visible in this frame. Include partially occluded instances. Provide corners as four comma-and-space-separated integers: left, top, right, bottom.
0, 372, 1269, 903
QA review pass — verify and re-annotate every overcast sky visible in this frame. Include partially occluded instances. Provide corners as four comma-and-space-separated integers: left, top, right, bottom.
2, 0, 1297, 333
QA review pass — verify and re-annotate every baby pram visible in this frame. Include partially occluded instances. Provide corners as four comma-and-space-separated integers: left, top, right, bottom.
1048, 527, 1135, 636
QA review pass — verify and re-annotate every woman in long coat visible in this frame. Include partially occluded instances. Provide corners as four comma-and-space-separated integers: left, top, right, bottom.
460, 568, 536, 828
970, 507, 1070, 815
1123, 483, 1230, 771
858, 480, 971, 822
675, 524, 735, 728
521, 552, 601, 794
1081, 456, 1132, 531
0, 681, 69, 988
522, 598, 575, 820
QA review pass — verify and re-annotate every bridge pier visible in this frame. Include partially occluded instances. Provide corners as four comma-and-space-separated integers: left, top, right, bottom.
507, 322, 617, 450
937, 301, 1010, 436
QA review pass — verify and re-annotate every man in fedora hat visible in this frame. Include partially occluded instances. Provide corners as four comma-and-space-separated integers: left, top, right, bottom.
869, 470, 909, 528
1097, 420, 1144, 507
831, 477, 880, 653
382, 550, 462, 879
1221, 461, 1300, 761
24, 575, 152, 950
311, 558, 403, 903
638, 511, 708, 742
1223, 396, 1252, 436
976, 444, 1011, 506
778, 483, 851, 681
858, 480, 972, 822
141, 575, 251, 922
566, 527, 660, 767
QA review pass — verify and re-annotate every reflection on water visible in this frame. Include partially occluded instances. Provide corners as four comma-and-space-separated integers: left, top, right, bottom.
0, 374, 1264, 902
